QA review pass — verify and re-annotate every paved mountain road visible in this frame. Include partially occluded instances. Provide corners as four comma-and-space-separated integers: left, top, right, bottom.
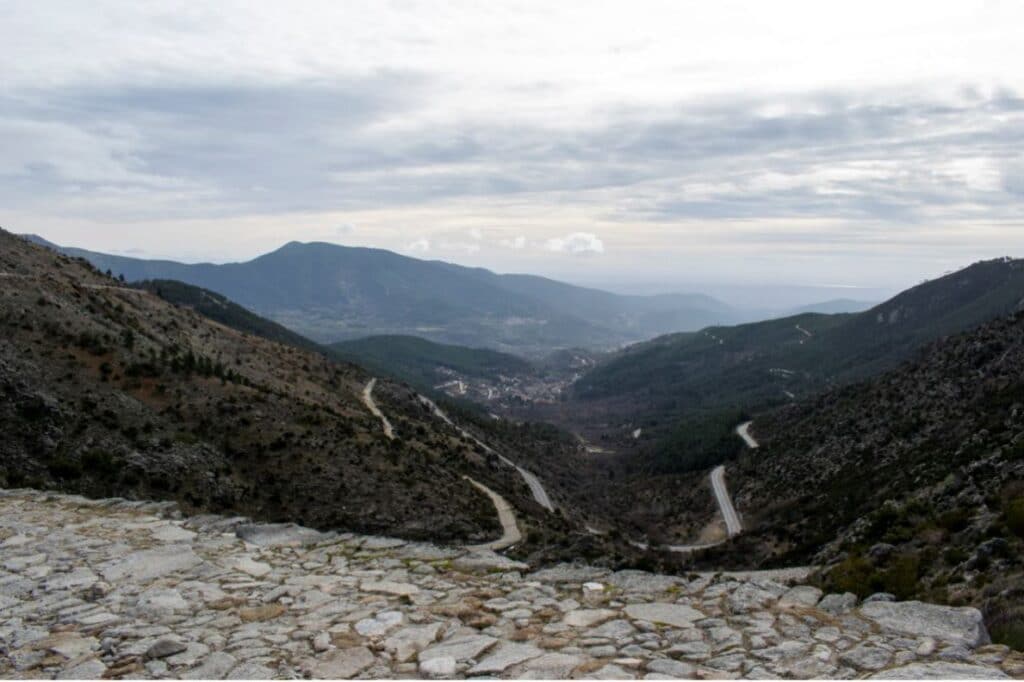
661, 421, 757, 551
736, 420, 759, 449
711, 464, 743, 537
418, 395, 555, 512
463, 477, 523, 551
361, 378, 395, 439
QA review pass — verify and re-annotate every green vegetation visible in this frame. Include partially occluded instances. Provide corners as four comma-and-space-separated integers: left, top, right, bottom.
573, 258, 1024, 467
134, 279, 327, 356
1007, 497, 1024, 538
35, 236, 739, 354
330, 334, 533, 390
637, 409, 747, 474
823, 552, 921, 600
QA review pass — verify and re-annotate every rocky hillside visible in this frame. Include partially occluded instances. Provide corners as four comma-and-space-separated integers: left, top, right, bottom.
710, 311, 1024, 648
568, 257, 1024, 457
2, 488, 1020, 679
0, 230, 570, 546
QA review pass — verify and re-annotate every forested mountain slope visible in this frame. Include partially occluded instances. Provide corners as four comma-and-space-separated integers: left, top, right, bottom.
0, 231, 568, 544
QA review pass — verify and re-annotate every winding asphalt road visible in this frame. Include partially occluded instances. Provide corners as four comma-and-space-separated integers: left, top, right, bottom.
710, 464, 742, 537
418, 395, 555, 512
361, 378, 395, 439
660, 421, 757, 551
463, 476, 523, 551
736, 420, 759, 449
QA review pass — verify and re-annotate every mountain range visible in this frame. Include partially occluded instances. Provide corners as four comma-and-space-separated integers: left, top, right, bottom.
23, 235, 740, 355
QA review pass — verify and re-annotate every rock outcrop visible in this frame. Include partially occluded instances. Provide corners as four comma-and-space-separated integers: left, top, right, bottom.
1, 488, 1020, 679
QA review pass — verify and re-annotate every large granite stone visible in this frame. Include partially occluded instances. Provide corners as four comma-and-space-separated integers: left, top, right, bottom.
623, 602, 703, 628
860, 601, 990, 646
869, 661, 1009, 679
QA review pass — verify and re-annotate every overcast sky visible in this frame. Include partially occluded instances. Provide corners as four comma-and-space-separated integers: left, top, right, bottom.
3, 1, 1023, 294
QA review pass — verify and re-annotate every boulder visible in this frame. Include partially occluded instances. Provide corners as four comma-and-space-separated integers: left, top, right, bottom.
778, 585, 822, 609
727, 582, 779, 613
864, 592, 896, 603
818, 592, 858, 614
145, 639, 187, 660
860, 600, 990, 646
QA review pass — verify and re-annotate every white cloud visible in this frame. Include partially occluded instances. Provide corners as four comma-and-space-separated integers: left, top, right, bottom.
3, 2, 1024, 288
440, 240, 481, 254
544, 232, 604, 255
499, 235, 527, 250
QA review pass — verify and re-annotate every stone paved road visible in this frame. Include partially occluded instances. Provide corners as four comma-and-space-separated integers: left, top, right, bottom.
0, 489, 1020, 679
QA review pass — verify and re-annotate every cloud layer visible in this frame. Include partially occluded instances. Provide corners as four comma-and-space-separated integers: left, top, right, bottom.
2, 1, 1023, 290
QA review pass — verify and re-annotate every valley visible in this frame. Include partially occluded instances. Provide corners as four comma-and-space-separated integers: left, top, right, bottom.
4, 229, 1024, 671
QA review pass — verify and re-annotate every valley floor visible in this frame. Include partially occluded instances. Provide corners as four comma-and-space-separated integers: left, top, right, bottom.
1, 488, 1021, 680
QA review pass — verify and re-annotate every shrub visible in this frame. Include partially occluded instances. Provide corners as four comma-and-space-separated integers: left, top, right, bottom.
986, 599, 1024, 651
825, 554, 876, 598
1005, 498, 1024, 539
944, 546, 969, 565
882, 553, 921, 600
938, 508, 972, 533
81, 449, 119, 477
47, 457, 82, 480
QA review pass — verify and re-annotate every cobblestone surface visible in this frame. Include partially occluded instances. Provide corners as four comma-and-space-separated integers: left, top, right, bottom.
0, 489, 1019, 679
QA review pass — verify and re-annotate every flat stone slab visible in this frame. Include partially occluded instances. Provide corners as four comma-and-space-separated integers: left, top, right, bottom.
384, 623, 443, 662
236, 523, 326, 547
869, 661, 1010, 679
312, 646, 376, 678
860, 600, 991, 646
232, 556, 272, 578
605, 570, 682, 593
419, 634, 498, 663
451, 550, 528, 573
623, 602, 704, 628
361, 580, 419, 596
419, 656, 456, 678
99, 547, 202, 583
564, 609, 619, 628
528, 564, 611, 584
469, 642, 543, 674
150, 525, 197, 543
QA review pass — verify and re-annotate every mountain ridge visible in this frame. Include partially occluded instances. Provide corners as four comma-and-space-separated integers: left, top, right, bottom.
22, 235, 739, 355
